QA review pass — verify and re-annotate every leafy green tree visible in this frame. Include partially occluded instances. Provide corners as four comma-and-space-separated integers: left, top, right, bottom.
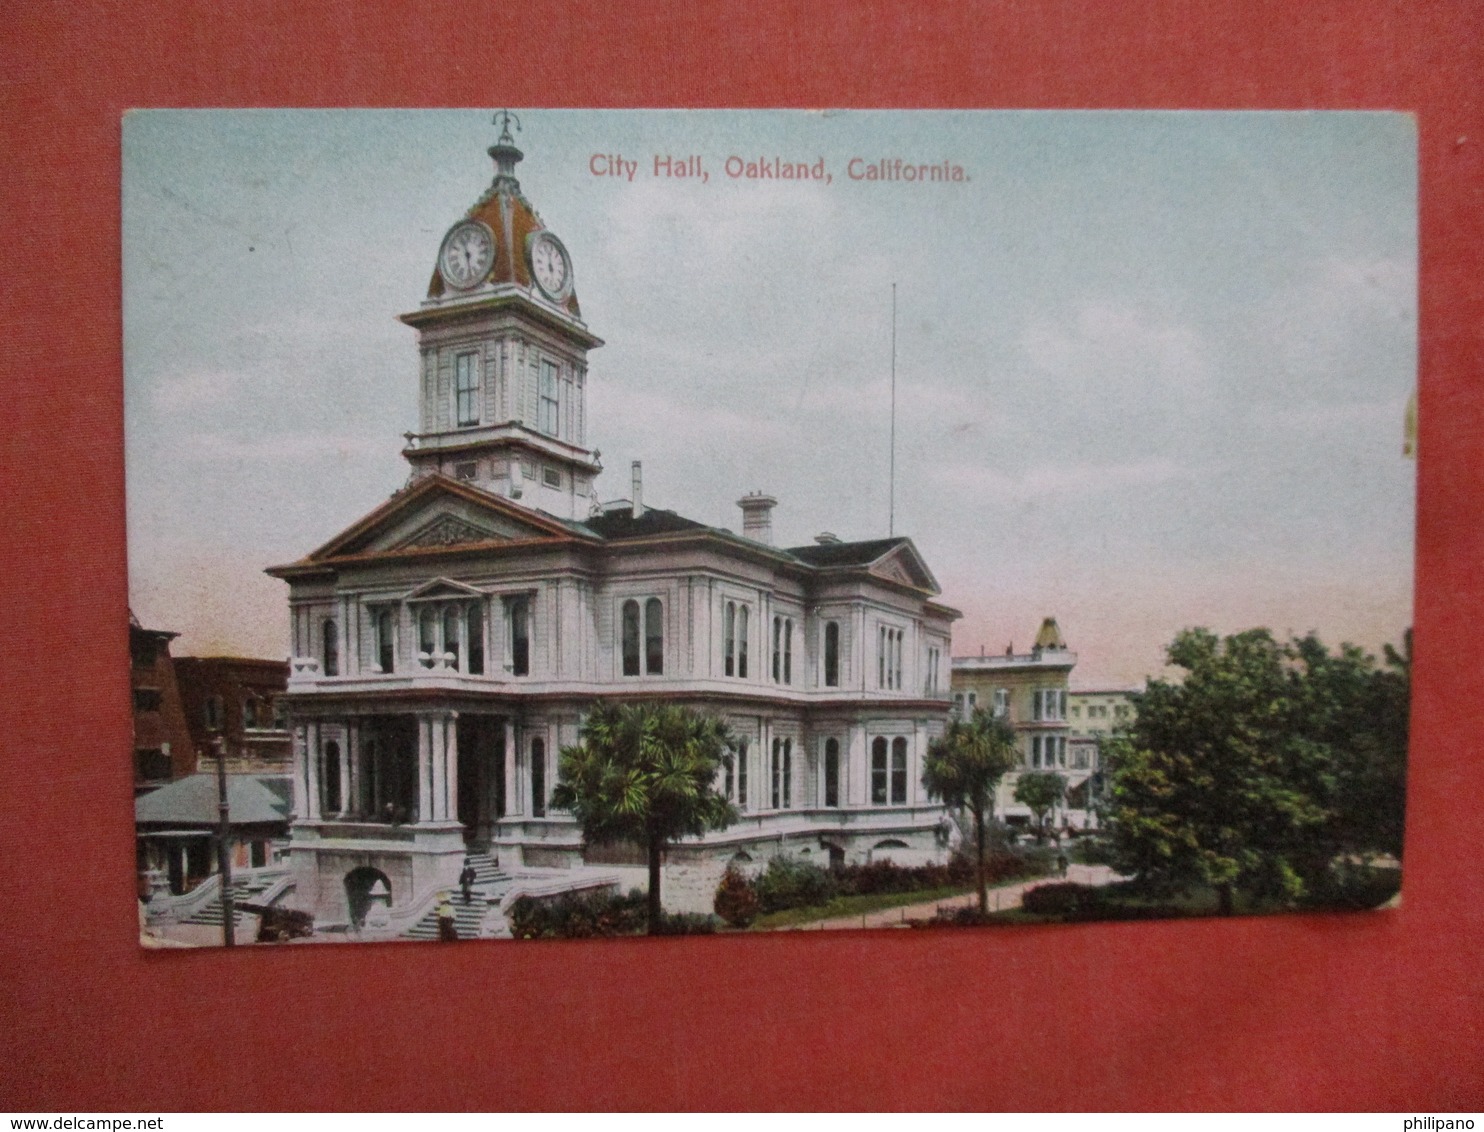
924, 709, 1021, 914
1013, 771, 1067, 841
1104, 627, 1409, 914
552, 702, 736, 933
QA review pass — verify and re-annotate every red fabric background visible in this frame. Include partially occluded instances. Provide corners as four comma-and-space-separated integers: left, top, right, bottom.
1, 0, 1480, 1112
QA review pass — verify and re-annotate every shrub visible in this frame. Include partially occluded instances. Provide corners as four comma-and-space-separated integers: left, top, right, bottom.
509, 887, 648, 939
1021, 881, 1109, 918
753, 855, 838, 913
652, 911, 719, 935
713, 865, 761, 927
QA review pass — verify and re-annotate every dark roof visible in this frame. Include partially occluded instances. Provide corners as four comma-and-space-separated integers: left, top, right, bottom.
784, 537, 907, 567
135, 775, 290, 828
576, 508, 712, 540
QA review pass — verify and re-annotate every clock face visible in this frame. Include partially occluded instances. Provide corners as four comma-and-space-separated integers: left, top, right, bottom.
528, 233, 572, 300
438, 221, 494, 290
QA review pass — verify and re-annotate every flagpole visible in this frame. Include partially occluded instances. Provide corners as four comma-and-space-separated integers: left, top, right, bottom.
889, 282, 897, 538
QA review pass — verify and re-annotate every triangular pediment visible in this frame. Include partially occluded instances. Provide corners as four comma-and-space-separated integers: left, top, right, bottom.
867, 542, 940, 594
298, 475, 584, 563
406, 576, 486, 600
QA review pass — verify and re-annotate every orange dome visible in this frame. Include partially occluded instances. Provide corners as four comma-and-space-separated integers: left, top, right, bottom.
425, 127, 582, 319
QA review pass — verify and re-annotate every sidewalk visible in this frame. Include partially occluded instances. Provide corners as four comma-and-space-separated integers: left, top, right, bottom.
787, 863, 1124, 931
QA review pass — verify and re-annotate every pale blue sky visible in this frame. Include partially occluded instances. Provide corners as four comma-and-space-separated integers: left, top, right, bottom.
124, 110, 1415, 686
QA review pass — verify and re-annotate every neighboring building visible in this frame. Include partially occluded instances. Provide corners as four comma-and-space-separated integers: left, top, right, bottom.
1066, 686, 1140, 814
129, 612, 196, 792
266, 122, 959, 929
175, 656, 293, 777
951, 617, 1097, 831
135, 774, 291, 895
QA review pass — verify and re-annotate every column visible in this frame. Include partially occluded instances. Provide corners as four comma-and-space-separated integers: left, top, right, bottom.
347, 720, 361, 814
847, 722, 866, 807
291, 726, 307, 820
430, 715, 447, 821
444, 712, 460, 824
337, 726, 352, 817
304, 721, 322, 820
417, 715, 434, 823
503, 718, 520, 816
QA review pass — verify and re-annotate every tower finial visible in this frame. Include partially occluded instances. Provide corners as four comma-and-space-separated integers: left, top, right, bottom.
488, 110, 524, 189
493, 109, 521, 145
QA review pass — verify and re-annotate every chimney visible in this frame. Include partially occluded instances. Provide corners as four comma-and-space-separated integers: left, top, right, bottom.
737, 491, 777, 545
631, 460, 644, 519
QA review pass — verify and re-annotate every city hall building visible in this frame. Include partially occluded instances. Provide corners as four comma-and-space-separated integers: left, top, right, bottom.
268, 123, 960, 930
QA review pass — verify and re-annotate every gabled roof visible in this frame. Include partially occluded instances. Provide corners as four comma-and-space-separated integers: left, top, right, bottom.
786, 536, 940, 594
267, 475, 588, 574
135, 774, 290, 828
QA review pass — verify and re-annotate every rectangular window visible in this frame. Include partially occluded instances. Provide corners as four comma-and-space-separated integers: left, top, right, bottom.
203, 696, 223, 731
132, 688, 162, 713
135, 748, 170, 781
771, 738, 792, 809
539, 360, 560, 436
505, 595, 531, 676
542, 466, 562, 488
454, 460, 478, 481
953, 692, 965, 717
925, 646, 939, 694
993, 688, 1009, 718
783, 618, 792, 684
772, 616, 782, 682
455, 352, 479, 426
531, 738, 546, 818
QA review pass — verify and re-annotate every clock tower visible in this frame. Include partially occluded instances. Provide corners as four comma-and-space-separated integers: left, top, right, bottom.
398, 113, 604, 520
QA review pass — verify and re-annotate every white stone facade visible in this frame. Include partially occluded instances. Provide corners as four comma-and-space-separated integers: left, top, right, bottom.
267, 129, 961, 926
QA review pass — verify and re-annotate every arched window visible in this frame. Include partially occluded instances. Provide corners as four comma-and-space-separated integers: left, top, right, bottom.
443, 606, 461, 669
419, 608, 437, 665
891, 736, 908, 804
645, 598, 663, 675
242, 696, 258, 730
504, 594, 530, 676
823, 621, 840, 687
724, 602, 736, 676
722, 754, 734, 800
772, 616, 782, 682
466, 605, 484, 675
376, 609, 395, 673
783, 618, 793, 684
322, 619, 339, 676
871, 737, 889, 805
824, 737, 840, 807
531, 737, 546, 817
771, 737, 792, 809
621, 599, 641, 676
737, 606, 749, 678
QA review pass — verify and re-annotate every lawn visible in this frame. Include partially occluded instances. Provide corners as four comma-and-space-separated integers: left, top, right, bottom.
751, 884, 976, 929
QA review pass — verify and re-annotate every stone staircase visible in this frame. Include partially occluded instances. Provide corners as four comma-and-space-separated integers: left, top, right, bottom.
183, 870, 284, 928
403, 853, 512, 941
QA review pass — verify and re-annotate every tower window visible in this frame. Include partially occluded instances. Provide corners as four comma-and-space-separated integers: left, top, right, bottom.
539, 360, 560, 436
455, 352, 479, 427
542, 466, 562, 488
454, 461, 478, 481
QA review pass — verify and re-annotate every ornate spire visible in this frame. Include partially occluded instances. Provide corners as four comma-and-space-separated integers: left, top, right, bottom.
488, 109, 524, 191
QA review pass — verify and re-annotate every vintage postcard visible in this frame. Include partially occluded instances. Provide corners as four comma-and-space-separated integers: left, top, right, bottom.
124, 109, 1415, 946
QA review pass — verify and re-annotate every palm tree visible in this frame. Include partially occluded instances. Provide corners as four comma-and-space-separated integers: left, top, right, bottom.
923, 708, 1020, 915
552, 702, 736, 933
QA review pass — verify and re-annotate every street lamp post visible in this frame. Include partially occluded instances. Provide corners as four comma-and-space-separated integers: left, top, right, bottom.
214, 736, 235, 947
